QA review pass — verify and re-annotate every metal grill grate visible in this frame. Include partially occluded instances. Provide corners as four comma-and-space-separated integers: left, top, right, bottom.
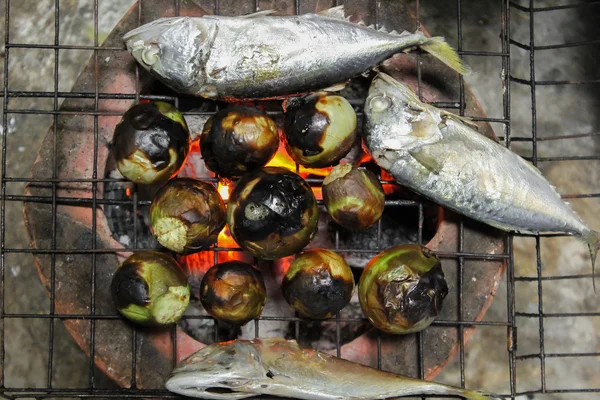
0, 0, 599, 398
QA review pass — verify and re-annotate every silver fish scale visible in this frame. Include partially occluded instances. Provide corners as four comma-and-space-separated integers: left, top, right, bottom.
364, 75, 592, 238
203, 14, 415, 99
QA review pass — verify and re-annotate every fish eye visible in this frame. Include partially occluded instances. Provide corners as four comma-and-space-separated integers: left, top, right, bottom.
142, 44, 160, 66
369, 96, 392, 112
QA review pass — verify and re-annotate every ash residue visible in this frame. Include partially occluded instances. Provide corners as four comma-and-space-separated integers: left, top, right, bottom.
103, 170, 158, 249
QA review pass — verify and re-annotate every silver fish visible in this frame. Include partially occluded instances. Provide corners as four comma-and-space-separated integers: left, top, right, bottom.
363, 72, 599, 279
122, 6, 469, 100
165, 338, 502, 399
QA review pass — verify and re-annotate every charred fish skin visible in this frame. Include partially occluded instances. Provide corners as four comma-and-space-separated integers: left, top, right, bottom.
363, 73, 599, 272
123, 6, 469, 100
166, 338, 502, 400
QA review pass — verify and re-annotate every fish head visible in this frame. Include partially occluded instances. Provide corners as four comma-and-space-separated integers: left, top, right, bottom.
123, 17, 216, 94
364, 73, 442, 166
165, 341, 266, 399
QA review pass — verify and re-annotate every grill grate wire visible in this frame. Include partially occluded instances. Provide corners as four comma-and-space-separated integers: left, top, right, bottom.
0, 0, 599, 398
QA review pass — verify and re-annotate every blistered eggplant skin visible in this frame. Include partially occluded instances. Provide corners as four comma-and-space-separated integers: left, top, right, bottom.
200, 261, 266, 325
323, 164, 385, 230
284, 94, 357, 168
359, 244, 448, 334
227, 167, 319, 259
150, 178, 226, 254
113, 101, 190, 184
281, 249, 354, 319
201, 106, 279, 177
111, 251, 190, 326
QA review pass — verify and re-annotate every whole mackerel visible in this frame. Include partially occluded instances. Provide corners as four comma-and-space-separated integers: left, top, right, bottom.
363, 73, 600, 281
165, 338, 502, 399
122, 6, 468, 100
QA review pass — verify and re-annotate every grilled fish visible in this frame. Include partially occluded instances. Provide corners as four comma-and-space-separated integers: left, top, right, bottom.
123, 6, 469, 101
363, 72, 600, 280
165, 338, 502, 399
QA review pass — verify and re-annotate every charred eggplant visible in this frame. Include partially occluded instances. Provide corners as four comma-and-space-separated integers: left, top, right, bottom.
200, 106, 279, 178
323, 164, 385, 230
284, 94, 357, 168
111, 251, 190, 326
150, 178, 226, 254
112, 101, 190, 184
200, 261, 266, 325
281, 249, 354, 319
227, 167, 318, 259
358, 244, 448, 334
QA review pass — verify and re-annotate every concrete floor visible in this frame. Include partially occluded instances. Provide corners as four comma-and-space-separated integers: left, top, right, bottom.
0, 0, 598, 398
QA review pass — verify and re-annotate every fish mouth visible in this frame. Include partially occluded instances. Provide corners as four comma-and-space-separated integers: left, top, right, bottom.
165, 372, 255, 400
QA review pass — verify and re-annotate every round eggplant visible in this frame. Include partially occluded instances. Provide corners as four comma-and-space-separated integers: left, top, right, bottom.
200, 106, 279, 178
358, 244, 448, 334
323, 164, 385, 230
200, 261, 266, 325
113, 101, 190, 184
284, 93, 357, 168
150, 177, 226, 254
111, 251, 190, 326
227, 167, 318, 259
281, 249, 354, 319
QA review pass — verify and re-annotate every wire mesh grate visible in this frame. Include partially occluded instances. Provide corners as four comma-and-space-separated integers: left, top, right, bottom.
0, 0, 599, 398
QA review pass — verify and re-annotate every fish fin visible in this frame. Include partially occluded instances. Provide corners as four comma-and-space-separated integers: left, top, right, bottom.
376, 26, 400, 35
240, 9, 277, 18
440, 110, 480, 131
419, 36, 471, 76
321, 82, 348, 92
585, 230, 600, 292
409, 149, 443, 174
317, 5, 346, 20
376, 72, 425, 106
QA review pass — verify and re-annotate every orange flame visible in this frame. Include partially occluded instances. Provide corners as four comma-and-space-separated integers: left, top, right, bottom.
266, 141, 332, 179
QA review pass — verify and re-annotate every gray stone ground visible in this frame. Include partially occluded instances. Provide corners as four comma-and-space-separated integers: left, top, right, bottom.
0, 0, 598, 398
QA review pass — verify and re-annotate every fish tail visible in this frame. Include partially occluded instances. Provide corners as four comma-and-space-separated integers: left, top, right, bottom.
584, 230, 600, 292
418, 36, 471, 75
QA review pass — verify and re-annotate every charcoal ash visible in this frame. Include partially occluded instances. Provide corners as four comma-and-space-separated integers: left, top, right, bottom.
285, 292, 370, 351
103, 169, 158, 249
180, 298, 241, 344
